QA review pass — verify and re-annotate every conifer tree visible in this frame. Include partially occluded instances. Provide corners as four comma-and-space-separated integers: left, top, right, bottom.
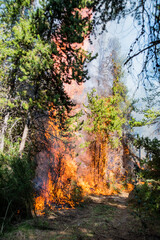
0, 0, 92, 155
82, 59, 128, 181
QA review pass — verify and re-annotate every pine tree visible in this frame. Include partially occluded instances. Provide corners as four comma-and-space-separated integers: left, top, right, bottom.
0, 0, 92, 155
82, 60, 128, 181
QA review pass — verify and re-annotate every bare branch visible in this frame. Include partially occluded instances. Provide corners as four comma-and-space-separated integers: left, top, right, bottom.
124, 40, 160, 65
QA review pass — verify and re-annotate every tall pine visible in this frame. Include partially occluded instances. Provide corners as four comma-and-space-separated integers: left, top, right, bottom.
0, 0, 92, 155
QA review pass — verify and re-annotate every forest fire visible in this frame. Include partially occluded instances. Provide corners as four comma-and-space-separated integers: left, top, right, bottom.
34, 65, 134, 216
1, 1, 159, 238
34, 110, 78, 215
35, 171, 75, 215
34, 7, 133, 216
34, 108, 133, 215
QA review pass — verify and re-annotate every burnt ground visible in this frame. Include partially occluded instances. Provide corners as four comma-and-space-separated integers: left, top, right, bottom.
2, 192, 160, 240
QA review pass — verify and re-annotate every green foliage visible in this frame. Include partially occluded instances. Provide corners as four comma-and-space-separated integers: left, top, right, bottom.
133, 182, 160, 214
0, 153, 35, 233
134, 136, 160, 181
83, 86, 126, 148
71, 181, 83, 205
0, 2, 94, 231
130, 109, 160, 128
0, 0, 93, 156
82, 57, 129, 148
132, 136, 160, 214
77, 59, 129, 182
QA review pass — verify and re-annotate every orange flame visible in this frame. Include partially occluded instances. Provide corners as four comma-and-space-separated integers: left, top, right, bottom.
35, 120, 133, 215
35, 110, 79, 215
34, 8, 133, 215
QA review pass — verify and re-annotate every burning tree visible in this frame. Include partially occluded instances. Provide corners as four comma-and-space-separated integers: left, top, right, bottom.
0, 0, 92, 155
0, 0, 93, 225
80, 59, 129, 192
34, 110, 81, 214
82, 87, 126, 182
0, 0, 140, 226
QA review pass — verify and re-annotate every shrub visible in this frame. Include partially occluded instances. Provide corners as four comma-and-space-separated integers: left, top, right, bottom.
133, 182, 160, 214
0, 153, 35, 233
71, 181, 83, 205
132, 136, 160, 214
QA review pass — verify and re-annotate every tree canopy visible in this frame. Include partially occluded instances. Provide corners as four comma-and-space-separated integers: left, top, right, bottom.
1, 0, 159, 154
0, 0, 93, 154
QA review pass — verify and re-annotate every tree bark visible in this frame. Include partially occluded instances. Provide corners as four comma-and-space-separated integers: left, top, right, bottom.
0, 113, 9, 152
19, 118, 30, 157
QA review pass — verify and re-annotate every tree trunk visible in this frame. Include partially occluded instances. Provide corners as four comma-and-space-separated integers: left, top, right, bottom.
19, 118, 30, 157
0, 113, 9, 152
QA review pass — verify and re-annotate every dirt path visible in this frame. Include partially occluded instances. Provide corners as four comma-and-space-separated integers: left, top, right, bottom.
2, 192, 160, 240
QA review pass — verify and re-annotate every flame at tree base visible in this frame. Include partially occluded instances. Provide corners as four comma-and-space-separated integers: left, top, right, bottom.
35, 172, 76, 215
34, 166, 133, 216
34, 106, 133, 215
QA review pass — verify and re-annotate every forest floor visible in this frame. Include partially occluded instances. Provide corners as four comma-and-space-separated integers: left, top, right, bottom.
1, 192, 160, 240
